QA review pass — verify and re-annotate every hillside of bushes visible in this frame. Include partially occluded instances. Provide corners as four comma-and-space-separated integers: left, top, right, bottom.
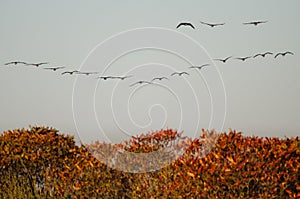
0, 126, 299, 198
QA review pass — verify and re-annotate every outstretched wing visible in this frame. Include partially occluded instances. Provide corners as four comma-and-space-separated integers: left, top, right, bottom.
274, 53, 282, 58
177, 22, 195, 29
253, 54, 262, 58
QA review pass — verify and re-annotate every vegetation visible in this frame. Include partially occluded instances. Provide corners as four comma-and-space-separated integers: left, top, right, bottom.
0, 126, 299, 198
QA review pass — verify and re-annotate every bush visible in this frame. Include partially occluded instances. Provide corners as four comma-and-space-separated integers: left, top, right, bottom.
0, 127, 299, 198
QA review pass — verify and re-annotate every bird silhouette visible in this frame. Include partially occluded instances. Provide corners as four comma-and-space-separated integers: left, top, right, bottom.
4, 61, 28, 66
214, 56, 232, 63
189, 64, 210, 70
96, 76, 116, 80
199, 21, 225, 28
129, 81, 152, 87
61, 70, 80, 75
235, 56, 252, 61
26, 62, 49, 67
274, 51, 294, 58
171, 71, 189, 76
253, 52, 273, 58
43, 66, 65, 71
77, 71, 99, 76
176, 22, 195, 29
151, 77, 169, 82
114, 75, 133, 80
243, 21, 268, 26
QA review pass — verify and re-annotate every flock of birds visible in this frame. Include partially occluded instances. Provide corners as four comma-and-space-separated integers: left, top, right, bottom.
2, 19, 294, 88
176, 20, 269, 29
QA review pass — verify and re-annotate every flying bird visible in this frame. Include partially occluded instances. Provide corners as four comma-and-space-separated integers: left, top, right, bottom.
253, 52, 273, 58
274, 51, 294, 58
129, 81, 152, 87
96, 76, 116, 80
4, 61, 28, 66
61, 70, 80, 75
199, 21, 225, 28
77, 71, 99, 76
189, 64, 210, 70
171, 71, 189, 76
114, 75, 133, 80
26, 62, 49, 67
235, 56, 252, 61
151, 77, 169, 82
176, 22, 195, 29
43, 66, 65, 71
243, 21, 268, 26
214, 56, 232, 63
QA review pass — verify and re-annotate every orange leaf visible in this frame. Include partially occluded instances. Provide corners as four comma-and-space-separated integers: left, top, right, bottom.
187, 172, 195, 178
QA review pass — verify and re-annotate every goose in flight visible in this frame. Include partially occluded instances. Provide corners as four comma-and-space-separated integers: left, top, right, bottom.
235, 56, 252, 61
4, 61, 27, 66
189, 64, 210, 70
129, 81, 152, 87
77, 71, 99, 76
96, 75, 132, 80
253, 52, 273, 58
43, 66, 65, 71
274, 51, 294, 58
114, 75, 133, 80
199, 21, 225, 28
151, 77, 169, 82
171, 71, 189, 76
61, 70, 80, 75
243, 21, 268, 26
176, 22, 195, 29
214, 56, 232, 63
96, 76, 116, 80
26, 62, 49, 67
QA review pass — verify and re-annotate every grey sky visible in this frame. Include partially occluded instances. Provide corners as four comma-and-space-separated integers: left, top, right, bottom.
0, 1, 299, 144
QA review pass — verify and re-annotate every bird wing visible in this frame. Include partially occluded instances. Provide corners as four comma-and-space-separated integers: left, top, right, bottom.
286, 51, 294, 55
200, 21, 209, 25
253, 54, 262, 58
123, 75, 133, 79
213, 58, 222, 61
176, 23, 183, 29
202, 64, 210, 67
274, 53, 281, 58
189, 23, 195, 29
39, 62, 49, 65
171, 72, 178, 76
151, 78, 158, 81
182, 72, 189, 75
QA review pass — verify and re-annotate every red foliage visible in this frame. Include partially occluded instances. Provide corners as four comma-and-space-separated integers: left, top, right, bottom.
0, 127, 299, 198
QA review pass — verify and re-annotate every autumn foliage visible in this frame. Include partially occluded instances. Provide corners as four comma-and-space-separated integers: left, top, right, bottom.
0, 126, 299, 198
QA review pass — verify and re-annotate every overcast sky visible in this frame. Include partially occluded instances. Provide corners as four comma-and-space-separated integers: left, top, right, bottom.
0, 1, 299, 144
